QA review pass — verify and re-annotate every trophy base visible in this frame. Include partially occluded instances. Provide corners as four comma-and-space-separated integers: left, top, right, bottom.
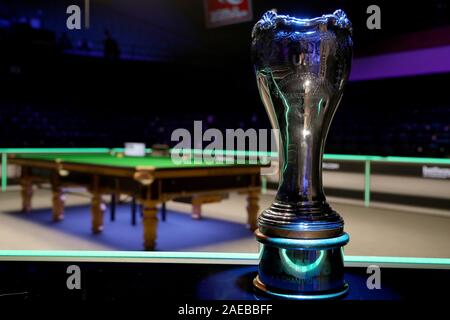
253, 275, 349, 300
254, 230, 349, 300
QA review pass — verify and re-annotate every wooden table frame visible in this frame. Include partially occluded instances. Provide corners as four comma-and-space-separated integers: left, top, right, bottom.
10, 156, 262, 250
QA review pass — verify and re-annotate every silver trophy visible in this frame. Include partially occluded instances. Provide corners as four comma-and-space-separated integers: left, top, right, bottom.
251, 10, 353, 299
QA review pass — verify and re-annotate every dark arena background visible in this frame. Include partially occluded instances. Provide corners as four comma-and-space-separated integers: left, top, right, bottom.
0, 0, 448, 156
0, 0, 449, 305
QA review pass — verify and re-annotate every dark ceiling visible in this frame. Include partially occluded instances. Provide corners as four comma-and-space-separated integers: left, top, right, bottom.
175, 0, 450, 61
1, 0, 450, 63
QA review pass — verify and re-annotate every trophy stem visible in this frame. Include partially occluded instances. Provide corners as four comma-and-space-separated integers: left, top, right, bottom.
276, 112, 327, 204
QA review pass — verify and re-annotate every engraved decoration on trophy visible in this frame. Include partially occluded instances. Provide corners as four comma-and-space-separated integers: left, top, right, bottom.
251, 10, 353, 299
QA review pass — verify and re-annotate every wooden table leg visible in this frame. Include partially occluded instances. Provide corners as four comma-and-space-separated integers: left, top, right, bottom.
110, 193, 116, 222
190, 194, 226, 220
51, 185, 65, 222
192, 202, 202, 220
91, 193, 105, 234
161, 202, 167, 221
142, 200, 158, 250
20, 179, 33, 213
246, 190, 260, 231
131, 197, 137, 226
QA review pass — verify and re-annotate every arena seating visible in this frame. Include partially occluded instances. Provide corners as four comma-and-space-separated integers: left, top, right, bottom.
0, 100, 448, 158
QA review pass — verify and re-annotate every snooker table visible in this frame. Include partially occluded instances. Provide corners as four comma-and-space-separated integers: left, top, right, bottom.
8, 153, 263, 250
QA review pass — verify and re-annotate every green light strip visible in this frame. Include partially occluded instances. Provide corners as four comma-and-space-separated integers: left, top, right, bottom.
1, 153, 6, 192
0, 148, 448, 165
0, 250, 449, 266
0, 148, 111, 153
382, 156, 450, 165
323, 154, 380, 161
345, 255, 450, 266
177, 150, 450, 165
0, 250, 258, 260
364, 160, 371, 207
324, 154, 450, 165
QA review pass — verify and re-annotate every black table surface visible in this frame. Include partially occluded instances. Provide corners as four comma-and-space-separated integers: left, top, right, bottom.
1, 260, 449, 301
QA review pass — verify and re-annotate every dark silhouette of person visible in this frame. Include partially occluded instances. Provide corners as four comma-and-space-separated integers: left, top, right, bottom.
78, 38, 91, 51
57, 32, 72, 51
103, 29, 120, 60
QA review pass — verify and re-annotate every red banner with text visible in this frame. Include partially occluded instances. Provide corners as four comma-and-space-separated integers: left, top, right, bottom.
204, 0, 253, 28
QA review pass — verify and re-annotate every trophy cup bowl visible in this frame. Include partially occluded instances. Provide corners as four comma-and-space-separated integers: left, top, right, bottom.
251, 10, 353, 299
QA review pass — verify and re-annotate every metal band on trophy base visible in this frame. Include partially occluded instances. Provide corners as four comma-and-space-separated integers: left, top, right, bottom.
253, 276, 349, 300
251, 10, 353, 300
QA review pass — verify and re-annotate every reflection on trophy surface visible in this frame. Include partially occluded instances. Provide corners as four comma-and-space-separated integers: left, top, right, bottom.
251, 9, 353, 299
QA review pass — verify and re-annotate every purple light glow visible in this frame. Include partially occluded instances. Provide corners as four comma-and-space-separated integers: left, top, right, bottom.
350, 45, 450, 81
